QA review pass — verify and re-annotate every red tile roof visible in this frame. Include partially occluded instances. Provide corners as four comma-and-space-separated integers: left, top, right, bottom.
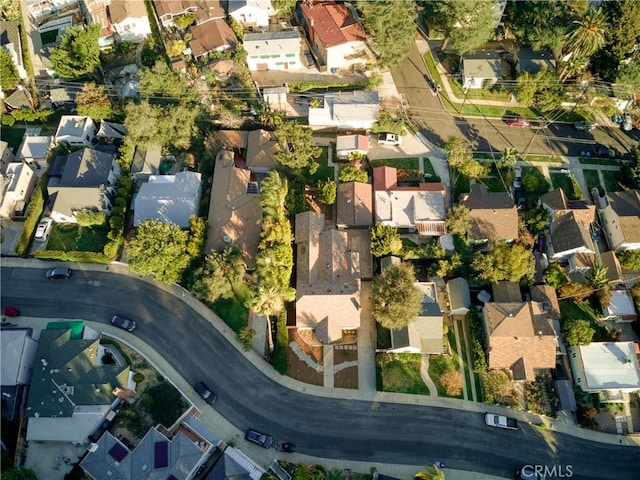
300, 1, 366, 48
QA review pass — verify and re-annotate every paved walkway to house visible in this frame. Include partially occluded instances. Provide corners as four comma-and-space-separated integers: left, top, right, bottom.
419, 356, 438, 397
451, 320, 468, 400
357, 281, 377, 393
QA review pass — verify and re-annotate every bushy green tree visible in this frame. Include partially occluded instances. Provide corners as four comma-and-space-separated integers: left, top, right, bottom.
237, 327, 256, 351
189, 244, 246, 302
0, 48, 19, 91
316, 179, 337, 205
76, 82, 113, 119
360, 0, 417, 68
504, 0, 570, 51
128, 220, 191, 284
498, 148, 518, 169
558, 282, 592, 301
338, 164, 368, 184
444, 137, 487, 178
613, 59, 640, 100
525, 206, 550, 234
124, 101, 198, 149
472, 242, 535, 284
373, 263, 423, 330
370, 223, 402, 257
173, 12, 196, 29
617, 250, 640, 270
139, 60, 192, 100
274, 121, 321, 173
563, 319, 595, 346
49, 24, 101, 78
429, 0, 497, 55
521, 171, 551, 194
544, 263, 568, 288
446, 204, 472, 237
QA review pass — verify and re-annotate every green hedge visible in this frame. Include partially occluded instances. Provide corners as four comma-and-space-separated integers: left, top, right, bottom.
272, 310, 288, 374
35, 250, 111, 263
15, 183, 46, 255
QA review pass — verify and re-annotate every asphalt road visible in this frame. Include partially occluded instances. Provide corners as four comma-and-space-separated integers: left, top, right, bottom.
393, 41, 640, 158
2, 266, 639, 479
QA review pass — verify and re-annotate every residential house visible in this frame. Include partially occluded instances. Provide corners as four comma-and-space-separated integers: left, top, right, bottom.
262, 86, 287, 111
482, 301, 557, 381
335, 134, 368, 159
109, 0, 151, 41
131, 144, 163, 183
133, 171, 201, 228
154, 0, 225, 28
492, 281, 522, 303
373, 166, 446, 236
245, 129, 278, 173
42, 85, 76, 109
606, 290, 638, 322
568, 342, 640, 402
446, 277, 471, 317
530, 284, 565, 356
0, 21, 27, 80
55, 115, 98, 147
389, 282, 443, 355
540, 188, 596, 261
308, 90, 379, 129
206, 150, 262, 267
1, 140, 16, 174
26, 0, 79, 35
4, 85, 33, 110
0, 162, 37, 218
594, 189, 640, 251
96, 121, 127, 141
81, 423, 209, 480
16, 135, 53, 170
26, 328, 131, 443
216, 130, 248, 150
516, 49, 556, 75
207, 446, 258, 480
1, 328, 38, 421
244, 30, 302, 71
295, 211, 372, 344
228, 0, 274, 30
47, 148, 120, 223
81, 0, 112, 39
297, 1, 367, 72
189, 19, 237, 60
461, 51, 503, 89
460, 183, 518, 243
336, 181, 373, 228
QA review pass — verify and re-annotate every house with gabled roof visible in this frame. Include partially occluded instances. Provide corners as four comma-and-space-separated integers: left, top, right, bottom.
460, 183, 518, 244
26, 328, 130, 443
47, 148, 120, 223
568, 342, 640, 402
206, 150, 262, 267
516, 49, 555, 75
461, 51, 503, 89
336, 134, 368, 159
154, 0, 225, 27
389, 282, 443, 355
133, 171, 202, 228
295, 211, 372, 344
373, 166, 446, 236
336, 181, 372, 228
446, 277, 471, 317
55, 115, 98, 147
189, 19, 237, 60
482, 301, 557, 381
297, 0, 367, 72
109, 0, 151, 41
1, 21, 27, 80
308, 90, 379, 129
228, 0, 274, 29
1, 328, 38, 421
244, 30, 302, 71
246, 129, 278, 173
594, 189, 640, 252
16, 135, 52, 171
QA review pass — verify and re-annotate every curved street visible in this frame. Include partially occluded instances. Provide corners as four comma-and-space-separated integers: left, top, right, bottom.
2, 264, 639, 479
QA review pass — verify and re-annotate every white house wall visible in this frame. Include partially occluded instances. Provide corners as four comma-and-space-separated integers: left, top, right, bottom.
325, 41, 366, 71
246, 51, 300, 70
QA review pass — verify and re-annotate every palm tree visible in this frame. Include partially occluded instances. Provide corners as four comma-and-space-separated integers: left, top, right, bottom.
586, 261, 608, 289
246, 284, 295, 316
498, 148, 519, 168
563, 6, 606, 58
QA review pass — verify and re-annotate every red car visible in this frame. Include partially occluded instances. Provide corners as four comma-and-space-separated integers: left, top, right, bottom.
506, 117, 530, 127
3, 306, 20, 317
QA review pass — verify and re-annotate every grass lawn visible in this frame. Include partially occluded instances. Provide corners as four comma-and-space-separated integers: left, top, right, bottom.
448, 326, 472, 398
582, 169, 602, 192
601, 170, 623, 192
522, 154, 564, 163
1, 127, 26, 151
306, 146, 335, 184
578, 157, 622, 166
452, 172, 470, 200
46, 223, 109, 252
422, 157, 441, 182
477, 162, 508, 193
550, 170, 583, 200
559, 299, 610, 341
211, 283, 251, 332
450, 78, 511, 102
369, 157, 420, 170
428, 353, 463, 398
376, 353, 429, 395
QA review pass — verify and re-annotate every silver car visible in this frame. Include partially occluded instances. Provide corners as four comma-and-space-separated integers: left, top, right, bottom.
622, 112, 633, 132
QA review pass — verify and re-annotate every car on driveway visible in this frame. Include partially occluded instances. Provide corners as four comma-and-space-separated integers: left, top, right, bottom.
506, 117, 530, 127
245, 428, 273, 448
35, 218, 53, 242
45, 267, 72, 279
574, 121, 596, 131
622, 112, 633, 131
377, 133, 402, 145
194, 381, 217, 405
111, 315, 136, 332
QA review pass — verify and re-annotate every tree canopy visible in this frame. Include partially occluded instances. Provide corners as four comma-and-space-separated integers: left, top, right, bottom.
504, 0, 570, 51
472, 242, 535, 284
316, 179, 336, 205
613, 59, 640, 100
370, 223, 402, 258
373, 263, 423, 330
562, 319, 595, 346
274, 121, 321, 173
76, 82, 113, 120
429, 0, 497, 56
138, 60, 192, 100
360, 0, 417, 68
189, 244, 246, 303
444, 137, 487, 178
563, 6, 606, 59
49, 24, 101, 78
338, 164, 368, 184
124, 100, 198, 149
127, 220, 192, 284
446, 204, 471, 237
0, 48, 19, 91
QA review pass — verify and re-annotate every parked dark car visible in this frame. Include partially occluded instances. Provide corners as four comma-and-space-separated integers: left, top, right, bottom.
111, 315, 136, 332
245, 428, 273, 448
45, 267, 72, 279
194, 381, 217, 405
3, 306, 20, 317
574, 121, 596, 131
514, 189, 527, 211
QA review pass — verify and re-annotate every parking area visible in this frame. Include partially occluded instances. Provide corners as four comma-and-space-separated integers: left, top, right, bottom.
0, 219, 23, 256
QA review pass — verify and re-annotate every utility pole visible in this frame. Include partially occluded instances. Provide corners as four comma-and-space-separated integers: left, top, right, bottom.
459, 78, 472, 114
521, 117, 548, 157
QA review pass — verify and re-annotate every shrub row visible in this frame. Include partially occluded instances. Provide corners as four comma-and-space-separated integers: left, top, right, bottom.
466, 309, 487, 373
272, 310, 288, 375
15, 182, 46, 256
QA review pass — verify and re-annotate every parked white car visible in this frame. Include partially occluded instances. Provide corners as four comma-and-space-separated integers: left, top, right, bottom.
35, 218, 53, 242
622, 112, 633, 132
377, 133, 402, 146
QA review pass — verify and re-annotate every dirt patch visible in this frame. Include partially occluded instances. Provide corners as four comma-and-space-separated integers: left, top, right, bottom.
286, 329, 323, 386
333, 348, 358, 389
